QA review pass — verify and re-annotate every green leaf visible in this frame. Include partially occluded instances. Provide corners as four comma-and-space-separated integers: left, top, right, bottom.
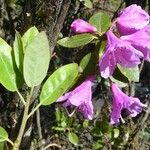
68, 132, 79, 146
89, 12, 111, 33
80, 52, 98, 76
40, 63, 79, 105
0, 127, 8, 142
0, 142, 4, 150
113, 128, 120, 138
0, 38, 20, 91
23, 31, 50, 87
57, 33, 97, 48
118, 65, 140, 82
13, 31, 24, 72
80, 0, 93, 8
22, 26, 39, 51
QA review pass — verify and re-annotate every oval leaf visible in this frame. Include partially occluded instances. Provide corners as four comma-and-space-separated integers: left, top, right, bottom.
118, 65, 140, 82
89, 12, 111, 33
80, 52, 98, 76
57, 33, 97, 48
68, 132, 79, 146
23, 31, 50, 87
40, 63, 79, 105
80, 0, 93, 8
0, 38, 20, 91
22, 26, 39, 51
0, 127, 8, 142
13, 31, 24, 72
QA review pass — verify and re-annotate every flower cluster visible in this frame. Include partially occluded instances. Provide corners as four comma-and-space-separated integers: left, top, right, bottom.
99, 4, 150, 78
57, 4, 148, 124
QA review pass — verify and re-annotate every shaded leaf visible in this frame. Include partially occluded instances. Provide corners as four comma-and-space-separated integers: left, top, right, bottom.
57, 33, 97, 48
0, 127, 8, 142
80, 52, 98, 76
13, 31, 24, 72
89, 12, 111, 33
68, 132, 79, 146
0, 142, 4, 150
23, 31, 50, 87
40, 63, 79, 105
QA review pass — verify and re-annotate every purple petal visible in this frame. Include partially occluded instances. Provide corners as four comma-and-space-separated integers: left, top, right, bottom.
78, 101, 94, 120
71, 19, 97, 33
116, 4, 149, 35
99, 31, 117, 78
110, 83, 147, 124
116, 42, 143, 67
110, 83, 124, 124
121, 25, 150, 61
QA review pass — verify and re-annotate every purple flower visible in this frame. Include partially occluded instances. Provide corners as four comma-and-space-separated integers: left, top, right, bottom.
71, 19, 97, 33
121, 25, 150, 62
116, 4, 149, 35
57, 76, 94, 120
110, 83, 147, 125
99, 31, 143, 78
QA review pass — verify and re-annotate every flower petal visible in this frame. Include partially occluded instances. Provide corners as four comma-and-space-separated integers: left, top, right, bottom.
121, 25, 150, 61
116, 4, 149, 35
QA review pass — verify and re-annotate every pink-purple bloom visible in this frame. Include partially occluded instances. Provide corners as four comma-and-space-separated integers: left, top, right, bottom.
121, 25, 150, 62
71, 19, 97, 33
57, 76, 94, 120
110, 83, 147, 125
99, 30, 143, 78
116, 4, 149, 35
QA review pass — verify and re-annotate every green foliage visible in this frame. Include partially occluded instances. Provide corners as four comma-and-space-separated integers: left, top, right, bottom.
23, 31, 50, 87
13, 31, 24, 72
80, 52, 98, 76
40, 63, 79, 105
68, 132, 79, 146
80, 0, 93, 8
57, 33, 97, 48
0, 127, 8, 142
118, 65, 140, 82
22, 26, 39, 51
0, 38, 20, 91
89, 12, 111, 33
0, 142, 4, 150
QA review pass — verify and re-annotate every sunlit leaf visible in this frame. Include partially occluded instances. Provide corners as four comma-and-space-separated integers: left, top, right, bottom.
57, 33, 97, 48
22, 26, 39, 51
68, 132, 79, 146
0, 38, 20, 91
80, 0, 93, 8
89, 12, 111, 33
113, 128, 120, 138
23, 31, 50, 87
0, 127, 8, 142
118, 65, 140, 82
40, 63, 79, 105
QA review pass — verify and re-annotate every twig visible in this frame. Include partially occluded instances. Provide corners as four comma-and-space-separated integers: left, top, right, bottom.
36, 109, 44, 150
43, 143, 61, 150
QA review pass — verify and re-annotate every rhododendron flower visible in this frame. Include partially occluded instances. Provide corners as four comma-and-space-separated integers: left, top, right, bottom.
71, 19, 97, 33
110, 83, 147, 125
116, 4, 149, 35
121, 25, 150, 62
99, 31, 143, 78
57, 76, 94, 120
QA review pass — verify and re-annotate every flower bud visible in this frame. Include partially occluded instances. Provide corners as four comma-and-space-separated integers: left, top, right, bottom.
71, 19, 97, 33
